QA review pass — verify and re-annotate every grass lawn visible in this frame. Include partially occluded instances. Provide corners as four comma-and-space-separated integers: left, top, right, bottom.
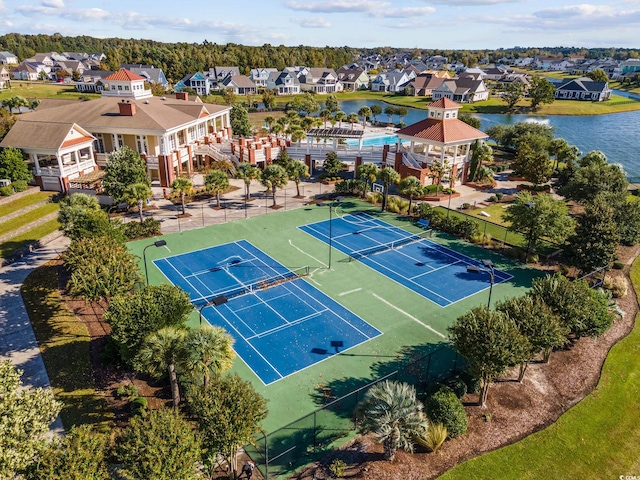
456, 203, 513, 226
0, 191, 57, 217
440, 256, 640, 479
21, 262, 113, 431
0, 82, 100, 102
0, 202, 59, 237
0, 218, 61, 258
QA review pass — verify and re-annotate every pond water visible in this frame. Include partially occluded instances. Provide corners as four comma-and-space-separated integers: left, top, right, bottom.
338, 99, 640, 178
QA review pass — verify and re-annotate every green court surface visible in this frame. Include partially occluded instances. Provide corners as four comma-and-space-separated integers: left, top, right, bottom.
128, 198, 541, 471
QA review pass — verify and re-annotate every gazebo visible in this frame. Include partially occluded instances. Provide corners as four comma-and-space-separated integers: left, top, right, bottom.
304, 127, 365, 152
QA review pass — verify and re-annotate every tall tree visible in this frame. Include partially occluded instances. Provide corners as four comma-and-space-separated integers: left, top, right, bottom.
116, 409, 202, 480
236, 162, 261, 200
468, 141, 493, 182
204, 169, 229, 208
334, 110, 346, 128
103, 146, 150, 203
428, 159, 451, 194
325, 94, 339, 113
357, 163, 380, 198
399, 175, 424, 214
511, 133, 553, 184
528, 76, 556, 110
586, 68, 609, 83
448, 307, 528, 407
0, 146, 31, 182
104, 284, 192, 368
458, 113, 481, 129
0, 360, 62, 479
356, 380, 427, 461
230, 103, 251, 137
260, 164, 288, 207
396, 107, 408, 123
502, 82, 525, 111
502, 192, 575, 257
261, 89, 276, 110
189, 373, 268, 479
377, 166, 400, 211
287, 159, 310, 197
123, 182, 152, 223
1, 95, 28, 114
182, 325, 235, 389
136, 326, 187, 406
323, 150, 344, 177
384, 105, 395, 123
58, 193, 122, 241
221, 87, 237, 106
370, 104, 382, 123
171, 176, 193, 215
358, 106, 372, 127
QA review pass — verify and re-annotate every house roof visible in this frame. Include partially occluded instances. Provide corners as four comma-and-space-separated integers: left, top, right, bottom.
557, 77, 609, 93
396, 117, 487, 144
407, 74, 446, 91
104, 69, 146, 81
223, 74, 256, 88
428, 97, 462, 109
1, 96, 231, 149
0, 122, 93, 150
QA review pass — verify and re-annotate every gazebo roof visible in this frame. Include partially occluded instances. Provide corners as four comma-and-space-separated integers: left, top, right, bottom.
396, 118, 487, 144
305, 127, 364, 139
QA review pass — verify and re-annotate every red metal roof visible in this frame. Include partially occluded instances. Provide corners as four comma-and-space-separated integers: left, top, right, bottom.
396, 118, 487, 143
427, 97, 461, 109
104, 68, 146, 81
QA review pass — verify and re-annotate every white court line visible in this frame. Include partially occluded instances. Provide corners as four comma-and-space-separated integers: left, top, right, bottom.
339, 288, 362, 296
288, 239, 328, 268
372, 293, 446, 339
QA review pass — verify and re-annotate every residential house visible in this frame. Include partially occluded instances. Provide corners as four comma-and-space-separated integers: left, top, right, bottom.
175, 72, 211, 96
336, 66, 369, 91
432, 77, 489, 103
121, 64, 169, 89
554, 77, 611, 101
0, 67, 10, 89
266, 71, 300, 95
24, 53, 57, 67
371, 70, 414, 92
75, 70, 114, 93
534, 57, 560, 70
620, 59, 640, 77
483, 66, 512, 81
52, 60, 88, 80
220, 74, 257, 95
0, 51, 18, 65
403, 73, 446, 97
515, 57, 534, 67
209, 66, 240, 90
497, 72, 531, 88
425, 55, 448, 70
298, 68, 342, 94
249, 68, 278, 87
0, 69, 233, 192
461, 67, 486, 79
11, 62, 41, 81
587, 60, 619, 79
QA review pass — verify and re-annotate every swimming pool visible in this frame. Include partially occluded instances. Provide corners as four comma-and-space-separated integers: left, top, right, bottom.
346, 133, 399, 147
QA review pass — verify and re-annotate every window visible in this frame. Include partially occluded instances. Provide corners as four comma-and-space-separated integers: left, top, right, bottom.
188, 126, 196, 142
168, 135, 176, 150
93, 133, 105, 153
136, 135, 148, 154
198, 123, 205, 137
113, 134, 124, 150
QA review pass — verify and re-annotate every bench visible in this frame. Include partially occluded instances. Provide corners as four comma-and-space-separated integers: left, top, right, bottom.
416, 219, 430, 229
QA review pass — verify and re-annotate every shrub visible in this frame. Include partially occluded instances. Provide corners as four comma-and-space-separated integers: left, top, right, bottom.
488, 195, 497, 202
0, 185, 13, 196
334, 179, 363, 195
461, 202, 471, 210
387, 196, 409, 214
328, 459, 346, 478
558, 264, 571, 276
604, 276, 628, 298
613, 261, 625, 270
424, 386, 468, 438
495, 192, 504, 200
366, 192, 382, 205
444, 376, 467, 399
414, 422, 448, 453
11, 180, 28, 192
414, 202, 434, 219
124, 218, 161, 240
116, 383, 139, 399
459, 369, 480, 394
131, 396, 147, 414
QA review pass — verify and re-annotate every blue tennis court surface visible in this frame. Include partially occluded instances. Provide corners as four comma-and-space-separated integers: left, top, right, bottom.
153, 240, 381, 385
299, 212, 513, 307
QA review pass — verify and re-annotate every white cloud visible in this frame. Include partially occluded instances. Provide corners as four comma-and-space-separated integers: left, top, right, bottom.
376, 6, 435, 17
42, 0, 64, 8
291, 17, 332, 28
286, 0, 388, 14
423, 0, 522, 4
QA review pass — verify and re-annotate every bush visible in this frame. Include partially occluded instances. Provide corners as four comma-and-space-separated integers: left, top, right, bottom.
414, 422, 448, 453
366, 192, 382, 205
495, 192, 504, 200
11, 180, 28, 192
488, 195, 497, 202
414, 202, 434, 219
613, 261, 625, 270
444, 376, 467, 399
604, 276, 627, 298
328, 459, 346, 478
124, 218, 161, 240
0, 185, 13, 196
131, 396, 147, 414
116, 383, 139, 399
461, 202, 471, 210
387, 196, 409, 214
334, 179, 363, 195
459, 369, 480, 394
424, 386, 468, 438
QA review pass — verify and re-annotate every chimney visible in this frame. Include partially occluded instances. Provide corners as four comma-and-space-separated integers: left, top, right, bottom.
118, 100, 136, 116
175, 92, 189, 101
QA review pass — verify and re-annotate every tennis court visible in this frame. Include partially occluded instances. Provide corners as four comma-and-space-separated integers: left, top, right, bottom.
153, 240, 382, 385
300, 212, 513, 307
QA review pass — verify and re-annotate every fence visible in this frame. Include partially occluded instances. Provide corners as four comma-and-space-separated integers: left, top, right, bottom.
247, 344, 463, 479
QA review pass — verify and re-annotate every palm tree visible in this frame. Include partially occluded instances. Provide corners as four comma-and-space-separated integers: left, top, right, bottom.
356, 380, 428, 461
377, 167, 401, 211
370, 104, 382, 124
319, 109, 331, 127
358, 106, 372, 127
136, 327, 186, 407
123, 182, 152, 223
264, 115, 275, 131
428, 159, 451, 195
399, 176, 425, 215
1, 96, 28, 114
384, 105, 396, 124
182, 325, 235, 388
170, 177, 193, 215
397, 107, 408, 124
205, 170, 230, 207
260, 164, 288, 207
334, 110, 346, 128
270, 123, 283, 137
287, 160, 310, 197
236, 162, 261, 200
346, 113, 359, 129
357, 163, 380, 199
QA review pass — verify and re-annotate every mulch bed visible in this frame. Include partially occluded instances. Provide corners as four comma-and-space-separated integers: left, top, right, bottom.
292, 245, 640, 480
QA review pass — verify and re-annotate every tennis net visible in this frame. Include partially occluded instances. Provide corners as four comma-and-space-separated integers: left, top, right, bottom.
194, 265, 310, 306
349, 230, 432, 261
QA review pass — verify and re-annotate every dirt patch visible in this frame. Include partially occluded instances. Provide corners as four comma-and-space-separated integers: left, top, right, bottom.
292, 245, 639, 480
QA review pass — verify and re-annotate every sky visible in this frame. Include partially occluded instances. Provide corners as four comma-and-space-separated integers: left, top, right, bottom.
1, 0, 639, 50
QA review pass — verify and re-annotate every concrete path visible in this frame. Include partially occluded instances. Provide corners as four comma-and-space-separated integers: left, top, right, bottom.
0, 235, 69, 432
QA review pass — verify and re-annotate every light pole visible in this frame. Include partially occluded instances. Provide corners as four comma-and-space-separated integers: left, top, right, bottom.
524, 202, 536, 263
317, 196, 344, 269
467, 259, 495, 309
143, 239, 167, 285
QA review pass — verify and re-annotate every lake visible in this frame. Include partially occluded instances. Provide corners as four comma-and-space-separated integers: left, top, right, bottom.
338, 99, 640, 178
